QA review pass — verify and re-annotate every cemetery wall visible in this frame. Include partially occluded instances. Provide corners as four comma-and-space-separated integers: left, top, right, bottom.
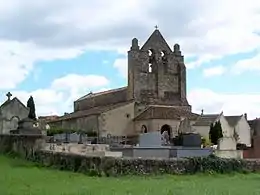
29, 151, 260, 176
0, 134, 43, 158
2, 134, 260, 176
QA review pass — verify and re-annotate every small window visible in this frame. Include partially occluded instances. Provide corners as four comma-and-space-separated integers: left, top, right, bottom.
141, 125, 148, 133
148, 63, 152, 73
126, 113, 130, 118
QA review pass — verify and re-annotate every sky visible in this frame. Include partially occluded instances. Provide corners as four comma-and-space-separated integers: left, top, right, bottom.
0, 0, 260, 119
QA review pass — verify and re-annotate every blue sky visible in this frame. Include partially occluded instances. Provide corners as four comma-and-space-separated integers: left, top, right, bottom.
0, 0, 260, 119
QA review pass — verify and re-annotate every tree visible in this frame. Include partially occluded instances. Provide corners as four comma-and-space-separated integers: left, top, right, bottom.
209, 123, 215, 144
209, 121, 223, 145
27, 96, 36, 120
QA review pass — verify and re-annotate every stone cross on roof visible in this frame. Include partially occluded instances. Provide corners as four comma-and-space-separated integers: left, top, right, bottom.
154, 25, 158, 30
6, 92, 12, 101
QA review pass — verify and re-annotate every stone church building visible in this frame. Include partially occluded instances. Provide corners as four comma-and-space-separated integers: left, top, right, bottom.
0, 92, 29, 134
49, 29, 200, 137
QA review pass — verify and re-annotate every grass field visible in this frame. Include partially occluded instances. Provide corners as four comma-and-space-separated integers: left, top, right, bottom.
1, 156, 260, 195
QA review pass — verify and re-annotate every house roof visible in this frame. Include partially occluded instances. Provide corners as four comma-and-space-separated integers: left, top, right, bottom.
0, 97, 28, 110
49, 100, 133, 122
134, 105, 199, 121
248, 118, 260, 135
225, 115, 242, 127
76, 87, 127, 102
193, 114, 220, 126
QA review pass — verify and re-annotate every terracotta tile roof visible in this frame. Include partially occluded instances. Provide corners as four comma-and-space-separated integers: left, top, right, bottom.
49, 100, 133, 122
193, 114, 220, 126
76, 87, 127, 102
225, 115, 242, 127
134, 105, 199, 121
38, 115, 59, 122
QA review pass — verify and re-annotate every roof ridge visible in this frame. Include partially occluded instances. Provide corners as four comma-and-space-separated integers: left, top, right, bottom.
76, 86, 127, 101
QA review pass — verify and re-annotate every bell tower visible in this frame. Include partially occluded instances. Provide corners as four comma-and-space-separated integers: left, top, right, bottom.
127, 28, 190, 109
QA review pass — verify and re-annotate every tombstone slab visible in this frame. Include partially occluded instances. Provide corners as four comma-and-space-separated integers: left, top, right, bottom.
139, 132, 162, 147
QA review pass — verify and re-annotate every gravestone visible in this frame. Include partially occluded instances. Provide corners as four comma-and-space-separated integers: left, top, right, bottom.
139, 132, 162, 147
69, 133, 80, 143
54, 133, 66, 142
215, 137, 242, 159
182, 133, 202, 147
217, 137, 236, 150
178, 118, 193, 134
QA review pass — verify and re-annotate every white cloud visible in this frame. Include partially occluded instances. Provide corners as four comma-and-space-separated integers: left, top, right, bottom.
232, 52, 260, 74
0, 0, 259, 83
203, 65, 226, 77
188, 88, 260, 119
6, 74, 110, 116
113, 58, 127, 78
0, 40, 84, 89
0, 0, 260, 118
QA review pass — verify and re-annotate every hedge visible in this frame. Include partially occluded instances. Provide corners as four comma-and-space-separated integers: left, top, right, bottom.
25, 151, 257, 177
1, 134, 260, 177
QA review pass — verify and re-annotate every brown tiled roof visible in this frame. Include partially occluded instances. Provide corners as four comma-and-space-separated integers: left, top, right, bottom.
225, 115, 242, 127
193, 114, 220, 126
49, 100, 133, 122
76, 87, 127, 101
38, 115, 59, 122
134, 106, 199, 121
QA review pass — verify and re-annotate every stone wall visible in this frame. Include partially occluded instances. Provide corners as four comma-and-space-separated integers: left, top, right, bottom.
0, 134, 44, 158
243, 136, 260, 158
2, 134, 260, 176
30, 151, 260, 176
127, 31, 189, 107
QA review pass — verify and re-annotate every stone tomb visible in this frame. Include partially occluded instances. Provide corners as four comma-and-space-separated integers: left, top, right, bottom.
44, 143, 123, 157
124, 132, 212, 159
138, 131, 162, 147
10, 118, 42, 135
215, 137, 243, 159
182, 133, 202, 148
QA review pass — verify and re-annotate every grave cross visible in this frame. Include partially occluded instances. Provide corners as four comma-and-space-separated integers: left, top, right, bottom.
6, 92, 12, 101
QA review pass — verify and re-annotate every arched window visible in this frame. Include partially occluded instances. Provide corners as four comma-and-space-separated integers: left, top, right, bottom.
148, 49, 155, 73
161, 124, 171, 136
161, 50, 168, 73
141, 125, 148, 133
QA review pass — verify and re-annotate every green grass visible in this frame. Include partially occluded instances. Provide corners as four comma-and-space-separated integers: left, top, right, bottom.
1, 156, 260, 195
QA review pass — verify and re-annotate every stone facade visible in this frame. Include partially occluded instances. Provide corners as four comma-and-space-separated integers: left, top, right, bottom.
49, 29, 199, 137
0, 94, 29, 134
127, 30, 189, 108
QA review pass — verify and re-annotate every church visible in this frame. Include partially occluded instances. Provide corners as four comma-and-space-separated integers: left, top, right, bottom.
0, 92, 29, 134
49, 29, 200, 137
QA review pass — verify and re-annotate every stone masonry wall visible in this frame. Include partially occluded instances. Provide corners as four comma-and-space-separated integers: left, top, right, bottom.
0, 134, 44, 158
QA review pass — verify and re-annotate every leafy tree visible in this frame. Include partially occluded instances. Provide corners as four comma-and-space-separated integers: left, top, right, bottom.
27, 96, 36, 120
209, 121, 223, 145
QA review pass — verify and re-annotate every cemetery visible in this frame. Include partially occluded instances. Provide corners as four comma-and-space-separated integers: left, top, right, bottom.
0, 92, 259, 194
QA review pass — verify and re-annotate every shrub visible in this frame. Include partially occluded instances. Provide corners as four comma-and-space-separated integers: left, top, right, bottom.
201, 136, 211, 147
26, 151, 254, 177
